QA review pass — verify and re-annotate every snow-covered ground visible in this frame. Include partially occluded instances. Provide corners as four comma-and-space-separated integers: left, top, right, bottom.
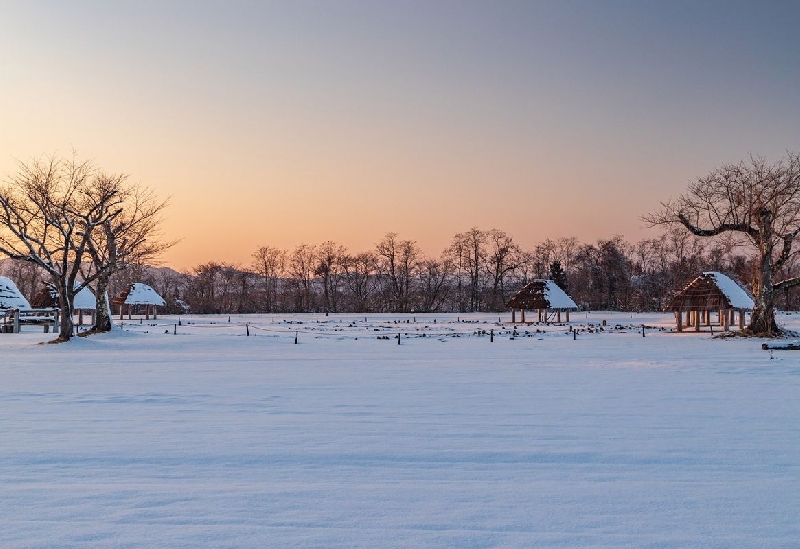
1, 312, 799, 548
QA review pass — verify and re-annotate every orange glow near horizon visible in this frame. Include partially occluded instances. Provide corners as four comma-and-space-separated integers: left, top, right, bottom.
2, 3, 799, 272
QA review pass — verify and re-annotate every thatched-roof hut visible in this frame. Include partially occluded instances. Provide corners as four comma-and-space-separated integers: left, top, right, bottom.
32, 284, 96, 326
0, 277, 31, 310
112, 283, 166, 320
506, 279, 577, 323
668, 271, 754, 332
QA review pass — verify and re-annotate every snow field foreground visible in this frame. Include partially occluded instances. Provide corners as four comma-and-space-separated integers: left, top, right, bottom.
1, 312, 799, 548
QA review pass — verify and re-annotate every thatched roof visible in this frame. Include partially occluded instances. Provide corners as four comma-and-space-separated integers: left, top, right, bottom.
506, 279, 577, 310
667, 272, 754, 311
0, 276, 30, 309
32, 284, 96, 309
112, 283, 166, 307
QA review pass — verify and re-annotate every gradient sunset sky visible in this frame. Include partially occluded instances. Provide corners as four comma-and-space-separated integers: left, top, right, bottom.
2, 1, 799, 270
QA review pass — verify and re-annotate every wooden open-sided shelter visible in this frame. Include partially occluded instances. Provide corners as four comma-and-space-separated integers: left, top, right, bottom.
112, 283, 166, 320
506, 279, 578, 323
1, 278, 58, 333
668, 271, 754, 332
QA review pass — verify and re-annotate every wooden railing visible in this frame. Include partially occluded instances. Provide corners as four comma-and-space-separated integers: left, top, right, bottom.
1, 308, 60, 333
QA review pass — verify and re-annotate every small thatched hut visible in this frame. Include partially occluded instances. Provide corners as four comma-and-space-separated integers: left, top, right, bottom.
112, 283, 166, 320
506, 279, 578, 323
668, 271, 754, 332
32, 284, 97, 326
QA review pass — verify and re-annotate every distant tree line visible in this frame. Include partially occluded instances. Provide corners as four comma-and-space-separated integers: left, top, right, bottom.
17, 226, 789, 317
4, 152, 798, 337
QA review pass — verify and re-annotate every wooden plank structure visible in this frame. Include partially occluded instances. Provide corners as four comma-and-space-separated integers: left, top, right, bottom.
0, 276, 58, 333
506, 279, 578, 324
112, 283, 166, 320
1, 308, 59, 333
667, 272, 754, 333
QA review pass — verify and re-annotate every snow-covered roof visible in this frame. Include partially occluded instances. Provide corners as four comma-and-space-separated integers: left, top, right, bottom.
0, 276, 31, 309
507, 279, 578, 310
123, 283, 166, 306
73, 285, 96, 310
668, 271, 754, 311
542, 280, 578, 309
703, 272, 754, 310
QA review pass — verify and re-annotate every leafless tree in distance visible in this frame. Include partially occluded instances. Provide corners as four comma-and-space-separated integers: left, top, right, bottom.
645, 153, 800, 336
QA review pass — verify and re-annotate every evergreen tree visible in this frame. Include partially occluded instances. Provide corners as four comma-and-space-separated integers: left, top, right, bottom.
549, 261, 568, 292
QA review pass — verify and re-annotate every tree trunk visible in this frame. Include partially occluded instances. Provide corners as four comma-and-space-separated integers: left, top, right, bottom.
748, 210, 781, 335
55, 283, 75, 342
749, 260, 780, 335
93, 274, 113, 332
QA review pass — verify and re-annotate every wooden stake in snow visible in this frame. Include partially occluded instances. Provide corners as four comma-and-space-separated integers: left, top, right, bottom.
490, 329, 494, 342
397, 333, 401, 345
294, 331, 298, 344
246, 323, 250, 336
174, 324, 177, 335
642, 324, 645, 337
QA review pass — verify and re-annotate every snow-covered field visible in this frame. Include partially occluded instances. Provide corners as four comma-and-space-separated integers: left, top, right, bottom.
1, 312, 799, 548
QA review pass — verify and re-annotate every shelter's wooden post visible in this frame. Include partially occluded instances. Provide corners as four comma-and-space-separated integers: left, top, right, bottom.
13, 311, 19, 334
718, 310, 723, 326
119, 304, 124, 320
538, 309, 542, 322
145, 307, 150, 320
676, 310, 683, 332
128, 305, 132, 320
91, 310, 96, 326
557, 310, 561, 323
565, 310, 570, 322
694, 310, 700, 332
521, 309, 525, 323
685, 310, 691, 327
511, 309, 516, 323
78, 309, 84, 326
738, 309, 744, 330
723, 308, 729, 331
153, 306, 157, 320
729, 309, 735, 325
704, 310, 710, 326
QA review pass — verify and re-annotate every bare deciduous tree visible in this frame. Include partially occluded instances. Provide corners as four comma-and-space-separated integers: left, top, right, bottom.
81, 173, 172, 333
289, 244, 317, 312
315, 241, 347, 313
447, 228, 486, 312
645, 153, 800, 335
341, 251, 378, 312
376, 232, 420, 312
0, 156, 102, 341
251, 245, 286, 312
485, 229, 521, 308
